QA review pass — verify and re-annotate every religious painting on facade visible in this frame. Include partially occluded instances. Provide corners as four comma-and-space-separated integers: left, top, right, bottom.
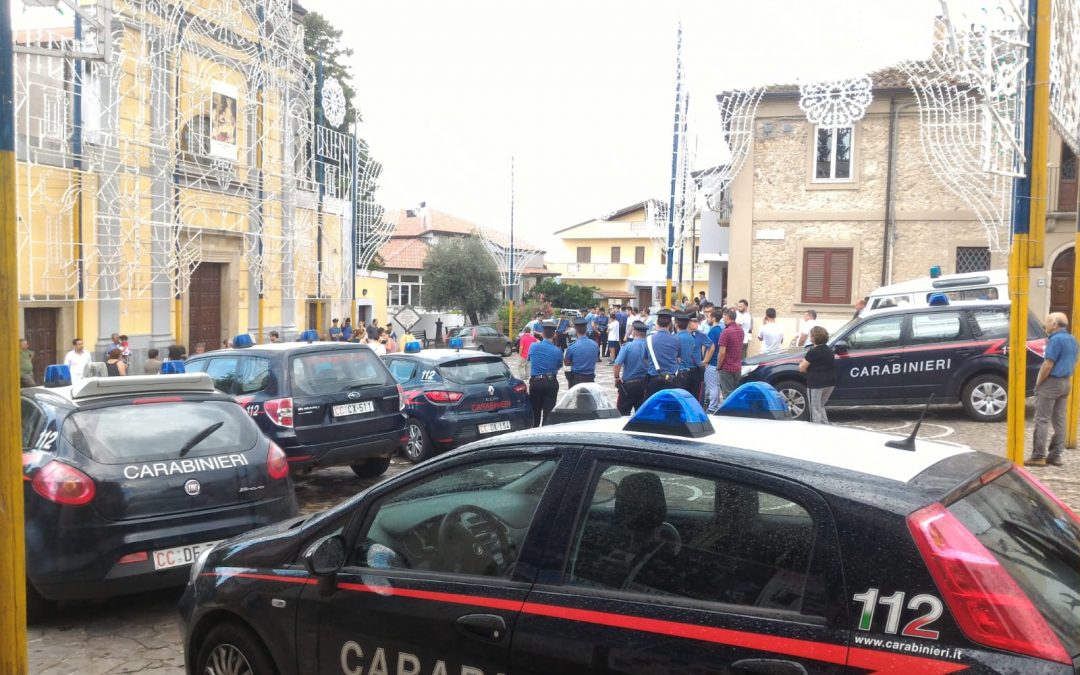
210, 82, 238, 160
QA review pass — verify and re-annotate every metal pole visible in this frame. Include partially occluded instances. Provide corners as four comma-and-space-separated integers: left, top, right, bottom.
508, 156, 515, 336
255, 5, 266, 343
315, 58, 325, 334
1069, 191, 1080, 446
350, 125, 359, 330
664, 22, 683, 309
676, 94, 690, 301
73, 14, 84, 341
0, 1, 29, 670
1007, 0, 1049, 465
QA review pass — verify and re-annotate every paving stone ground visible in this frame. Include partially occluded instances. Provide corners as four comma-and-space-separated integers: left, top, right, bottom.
26, 352, 1080, 672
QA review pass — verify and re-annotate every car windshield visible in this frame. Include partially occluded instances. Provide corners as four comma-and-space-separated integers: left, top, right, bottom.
290, 350, 388, 396
948, 469, 1080, 655
439, 357, 510, 384
62, 400, 258, 463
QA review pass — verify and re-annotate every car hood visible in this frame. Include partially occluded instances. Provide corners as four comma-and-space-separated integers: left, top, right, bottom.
208, 514, 310, 569
744, 346, 809, 366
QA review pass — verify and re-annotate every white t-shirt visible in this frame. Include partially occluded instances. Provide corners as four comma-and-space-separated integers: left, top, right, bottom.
64, 349, 93, 385
736, 311, 752, 344
799, 320, 821, 346
757, 323, 785, 353
369, 342, 387, 356
607, 319, 620, 342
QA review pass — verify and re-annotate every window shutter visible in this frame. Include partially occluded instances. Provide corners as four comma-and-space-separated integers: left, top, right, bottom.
827, 249, 852, 302
803, 250, 827, 303
802, 248, 852, 304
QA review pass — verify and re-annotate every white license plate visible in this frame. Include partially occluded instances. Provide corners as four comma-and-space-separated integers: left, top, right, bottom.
333, 401, 375, 417
152, 540, 219, 570
478, 421, 512, 434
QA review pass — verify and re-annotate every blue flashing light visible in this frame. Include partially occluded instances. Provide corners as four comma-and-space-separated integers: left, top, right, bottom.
233, 334, 254, 348
448, 337, 464, 350
623, 389, 714, 438
404, 341, 422, 354
299, 329, 319, 342
928, 292, 949, 306
161, 361, 186, 375
717, 382, 789, 420
43, 364, 71, 388
929, 265, 942, 278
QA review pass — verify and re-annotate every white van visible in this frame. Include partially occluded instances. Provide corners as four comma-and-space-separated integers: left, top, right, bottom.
863, 269, 1007, 316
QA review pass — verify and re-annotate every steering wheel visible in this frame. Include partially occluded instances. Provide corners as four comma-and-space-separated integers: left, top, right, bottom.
436, 505, 511, 576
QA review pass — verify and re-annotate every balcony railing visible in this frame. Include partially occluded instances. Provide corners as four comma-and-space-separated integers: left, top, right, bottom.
548, 262, 630, 278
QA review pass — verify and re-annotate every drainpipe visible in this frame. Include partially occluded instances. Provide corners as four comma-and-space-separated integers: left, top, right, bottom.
882, 99, 917, 286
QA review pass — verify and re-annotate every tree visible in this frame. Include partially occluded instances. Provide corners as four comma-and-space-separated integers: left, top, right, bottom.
423, 238, 502, 325
303, 11, 357, 131
526, 279, 598, 309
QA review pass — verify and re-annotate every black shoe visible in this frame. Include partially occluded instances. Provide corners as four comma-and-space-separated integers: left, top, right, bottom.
1048, 456, 1065, 467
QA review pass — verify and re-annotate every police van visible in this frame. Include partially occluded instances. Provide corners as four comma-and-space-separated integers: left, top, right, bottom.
740, 300, 1045, 421
179, 387, 1080, 674
863, 269, 1007, 316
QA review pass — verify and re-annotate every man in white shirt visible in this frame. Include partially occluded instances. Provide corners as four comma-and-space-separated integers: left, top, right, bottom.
735, 299, 752, 358
757, 307, 786, 354
797, 309, 820, 347
63, 338, 93, 386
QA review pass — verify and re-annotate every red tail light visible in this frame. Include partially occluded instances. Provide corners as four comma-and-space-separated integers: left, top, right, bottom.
267, 442, 289, 480
425, 390, 464, 404
907, 502, 1070, 664
263, 397, 293, 427
118, 551, 148, 565
512, 382, 527, 394
32, 461, 96, 506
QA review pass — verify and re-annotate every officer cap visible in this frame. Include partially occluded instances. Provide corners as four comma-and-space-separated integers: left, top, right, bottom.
675, 312, 690, 322
656, 308, 674, 319
541, 320, 557, 332
572, 317, 588, 327
631, 320, 647, 332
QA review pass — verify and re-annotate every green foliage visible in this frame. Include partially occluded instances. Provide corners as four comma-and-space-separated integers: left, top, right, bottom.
526, 279, 598, 310
423, 238, 502, 324
303, 11, 357, 131
498, 298, 549, 335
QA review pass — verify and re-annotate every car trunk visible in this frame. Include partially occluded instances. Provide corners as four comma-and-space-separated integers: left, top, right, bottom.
62, 399, 268, 521
438, 357, 520, 413
288, 350, 401, 445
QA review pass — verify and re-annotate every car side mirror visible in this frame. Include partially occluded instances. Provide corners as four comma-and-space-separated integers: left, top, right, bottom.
303, 535, 346, 577
833, 341, 849, 355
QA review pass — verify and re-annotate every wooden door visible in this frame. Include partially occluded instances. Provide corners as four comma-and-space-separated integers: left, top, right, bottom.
1060, 146, 1077, 212
637, 287, 652, 310
188, 263, 223, 352
24, 308, 58, 384
307, 302, 319, 331
1051, 248, 1075, 324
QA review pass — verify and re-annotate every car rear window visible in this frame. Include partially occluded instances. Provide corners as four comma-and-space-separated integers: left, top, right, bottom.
438, 357, 510, 384
948, 470, 1080, 655
290, 349, 388, 396
62, 400, 259, 463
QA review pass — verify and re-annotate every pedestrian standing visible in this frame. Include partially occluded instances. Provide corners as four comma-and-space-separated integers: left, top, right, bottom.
329, 319, 343, 341
595, 310, 609, 359
735, 299, 752, 358
342, 318, 353, 341
194, 342, 207, 355
105, 348, 127, 377
1030, 312, 1079, 466
528, 322, 563, 426
367, 319, 380, 341
799, 326, 835, 424
644, 309, 683, 397
119, 335, 132, 368
268, 330, 281, 343
697, 291, 708, 306
166, 344, 187, 361
109, 332, 122, 356
690, 314, 711, 402
614, 321, 650, 414
614, 305, 628, 344
702, 308, 726, 412
706, 309, 744, 401
143, 348, 163, 374
20, 338, 35, 387
606, 311, 621, 360
64, 338, 93, 387
519, 325, 538, 360
756, 308, 785, 354
853, 297, 868, 319
563, 317, 599, 387
796, 309, 820, 347
675, 312, 700, 397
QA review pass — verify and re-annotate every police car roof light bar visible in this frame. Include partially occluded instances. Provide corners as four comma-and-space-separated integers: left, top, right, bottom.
43, 364, 71, 388
71, 373, 216, 400
299, 329, 319, 342
448, 337, 464, 350
161, 360, 186, 375
716, 382, 789, 420
404, 341, 422, 353
623, 389, 715, 438
885, 394, 935, 452
233, 334, 254, 348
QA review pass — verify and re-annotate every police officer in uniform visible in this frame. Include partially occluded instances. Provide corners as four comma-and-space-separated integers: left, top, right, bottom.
564, 317, 599, 387
675, 312, 702, 399
614, 320, 650, 414
690, 313, 711, 402
528, 321, 563, 427
645, 308, 684, 398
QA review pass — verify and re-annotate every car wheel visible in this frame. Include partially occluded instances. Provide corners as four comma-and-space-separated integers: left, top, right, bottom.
351, 456, 391, 478
501, 343, 513, 357
962, 373, 1007, 422
25, 581, 56, 625
196, 621, 277, 675
774, 380, 809, 420
403, 418, 435, 463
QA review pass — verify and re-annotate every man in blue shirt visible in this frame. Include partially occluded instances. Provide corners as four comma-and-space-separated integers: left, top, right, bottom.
614, 320, 650, 414
645, 309, 684, 398
564, 317, 599, 387
675, 312, 698, 397
614, 306, 628, 343
341, 318, 353, 341
594, 311, 610, 360
328, 319, 343, 341
685, 313, 710, 402
1031, 312, 1079, 466
703, 308, 726, 413
528, 322, 563, 427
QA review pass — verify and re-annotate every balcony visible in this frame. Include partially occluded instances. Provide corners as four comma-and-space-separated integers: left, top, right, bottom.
1049, 163, 1078, 213
548, 262, 630, 279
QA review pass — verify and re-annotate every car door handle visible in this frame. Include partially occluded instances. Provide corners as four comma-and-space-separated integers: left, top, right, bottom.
456, 613, 507, 642
732, 658, 808, 675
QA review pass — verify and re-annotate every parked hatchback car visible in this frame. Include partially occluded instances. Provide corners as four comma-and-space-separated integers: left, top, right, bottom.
452, 325, 514, 356
383, 349, 532, 462
185, 342, 407, 478
740, 300, 1046, 422
21, 373, 297, 622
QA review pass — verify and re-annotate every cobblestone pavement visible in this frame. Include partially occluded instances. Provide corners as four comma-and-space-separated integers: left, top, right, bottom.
27, 351, 1080, 672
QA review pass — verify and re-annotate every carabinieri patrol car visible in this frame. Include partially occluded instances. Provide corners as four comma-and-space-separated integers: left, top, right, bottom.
740, 300, 1046, 422
180, 385, 1080, 674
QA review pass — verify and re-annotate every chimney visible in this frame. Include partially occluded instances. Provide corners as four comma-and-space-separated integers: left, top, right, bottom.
419, 201, 430, 230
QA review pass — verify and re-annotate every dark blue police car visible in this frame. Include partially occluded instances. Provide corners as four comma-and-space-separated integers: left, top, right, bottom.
179, 387, 1080, 674
382, 348, 531, 462
21, 373, 297, 622
740, 301, 1046, 421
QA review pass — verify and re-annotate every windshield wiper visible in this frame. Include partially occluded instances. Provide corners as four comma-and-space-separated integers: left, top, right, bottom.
178, 421, 224, 458
1001, 519, 1080, 568
484, 374, 506, 382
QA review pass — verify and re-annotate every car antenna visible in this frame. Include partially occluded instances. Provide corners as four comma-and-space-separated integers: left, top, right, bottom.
885, 395, 934, 452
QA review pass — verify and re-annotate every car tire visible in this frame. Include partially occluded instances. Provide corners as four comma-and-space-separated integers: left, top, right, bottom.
25, 581, 56, 625
351, 456, 391, 478
962, 373, 1008, 422
774, 380, 810, 421
501, 343, 513, 357
196, 621, 277, 675
402, 417, 435, 463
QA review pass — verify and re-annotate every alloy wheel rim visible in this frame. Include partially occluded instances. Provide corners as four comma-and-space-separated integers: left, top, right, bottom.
781, 389, 806, 418
204, 644, 253, 675
406, 423, 425, 459
972, 382, 1006, 416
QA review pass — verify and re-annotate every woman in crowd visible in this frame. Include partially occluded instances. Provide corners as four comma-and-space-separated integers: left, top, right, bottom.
799, 326, 835, 424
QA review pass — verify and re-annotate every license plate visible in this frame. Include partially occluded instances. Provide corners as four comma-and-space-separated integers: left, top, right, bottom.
333, 401, 375, 417
152, 540, 219, 570
478, 421, 512, 434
